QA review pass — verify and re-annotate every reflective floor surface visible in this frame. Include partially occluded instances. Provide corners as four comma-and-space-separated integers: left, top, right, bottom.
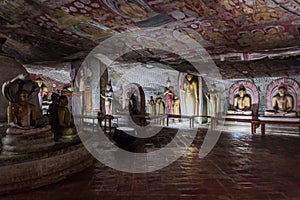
2, 126, 300, 200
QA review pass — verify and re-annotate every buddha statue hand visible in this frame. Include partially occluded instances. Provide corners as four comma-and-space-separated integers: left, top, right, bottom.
9, 122, 34, 130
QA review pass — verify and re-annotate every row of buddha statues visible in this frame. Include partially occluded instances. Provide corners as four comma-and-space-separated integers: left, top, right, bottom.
100, 74, 200, 117
145, 80, 297, 118
99, 77, 296, 118
0, 76, 296, 156
1, 74, 77, 155
227, 82, 297, 117
148, 75, 199, 116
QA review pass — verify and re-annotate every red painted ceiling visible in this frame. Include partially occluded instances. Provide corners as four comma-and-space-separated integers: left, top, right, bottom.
0, 0, 300, 78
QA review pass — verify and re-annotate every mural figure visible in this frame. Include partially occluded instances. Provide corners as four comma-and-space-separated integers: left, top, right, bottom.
102, 0, 155, 21
164, 77, 174, 114
101, 80, 114, 115
71, 21, 113, 41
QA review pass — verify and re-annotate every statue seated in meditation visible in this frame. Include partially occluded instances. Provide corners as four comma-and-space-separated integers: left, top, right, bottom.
2, 77, 54, 155
57, 95, 77, 139
8, 90, 36, 130
227, 85, 252, 115
265, 84, 297, 117
3, 75, 51, 135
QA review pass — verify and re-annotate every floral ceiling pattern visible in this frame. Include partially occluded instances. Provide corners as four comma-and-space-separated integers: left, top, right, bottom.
0, 0, 299, 79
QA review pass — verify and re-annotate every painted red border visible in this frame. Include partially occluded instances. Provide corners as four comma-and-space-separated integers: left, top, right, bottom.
229, 80, 259, 105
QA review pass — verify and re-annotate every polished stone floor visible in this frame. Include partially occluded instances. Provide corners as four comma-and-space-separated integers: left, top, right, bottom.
2, 125, 300, 200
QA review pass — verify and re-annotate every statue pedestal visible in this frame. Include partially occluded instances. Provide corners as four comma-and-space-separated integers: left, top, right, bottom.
264, 111, 297, 117
60, 134, 78, 141
0, 141, 94, 194
227, 110, 252, 115
1, 125, 55, 155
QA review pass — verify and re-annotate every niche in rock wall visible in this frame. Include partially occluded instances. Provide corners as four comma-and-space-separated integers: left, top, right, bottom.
123, 83, 146, 115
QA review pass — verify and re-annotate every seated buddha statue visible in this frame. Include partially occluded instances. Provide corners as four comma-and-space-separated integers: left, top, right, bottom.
7, 90, 36, 130
57, 95, 77, 139
4, 76, 51, 135
227, 85, 252, 115
265, 84, 297, 117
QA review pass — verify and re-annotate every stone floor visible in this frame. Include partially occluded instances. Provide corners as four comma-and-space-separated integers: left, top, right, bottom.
1, 126, 300, 200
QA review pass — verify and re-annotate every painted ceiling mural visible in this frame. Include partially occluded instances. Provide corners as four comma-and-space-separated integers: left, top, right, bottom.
0, 0, 299, 79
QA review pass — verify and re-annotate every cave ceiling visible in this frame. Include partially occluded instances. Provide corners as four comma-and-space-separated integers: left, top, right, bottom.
0, 0, 300, 79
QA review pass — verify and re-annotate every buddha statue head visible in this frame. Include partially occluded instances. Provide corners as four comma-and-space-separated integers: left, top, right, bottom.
186, 74, 193, 82
106, 80, 113, 92
59, 95, 68, 107
166, 77, 171, 88
16, 90, 29, 106
210, 84, 216, 91
238, 84, 246, 97
278, 83, 287, 97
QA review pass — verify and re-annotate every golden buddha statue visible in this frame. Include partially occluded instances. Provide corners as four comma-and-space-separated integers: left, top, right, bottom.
3, 74, 51, 135
2, 74, 53, 144
57, 95, 76, 138
173, 95, 180, 115
227, 85, 252, 115
265, 83, 296, 117
8, 90, 36, 130
155, 93, 164, 115
205, 84, 221, 117
148, 96, 155, 115
1, 66, 54, 155
185, 74, 198, 116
